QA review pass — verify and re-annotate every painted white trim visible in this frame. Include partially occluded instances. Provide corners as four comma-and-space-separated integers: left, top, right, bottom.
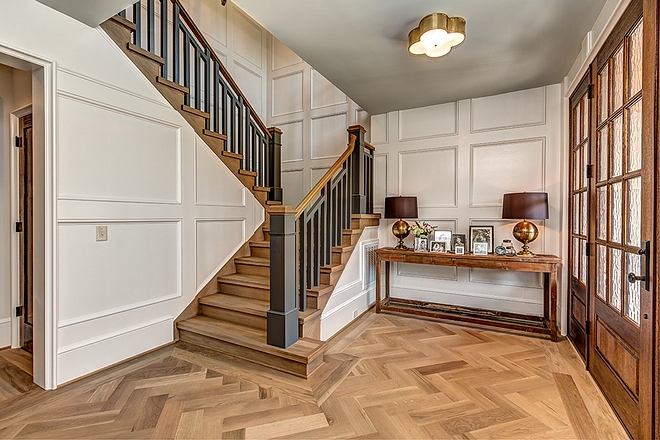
321, 288, 371, 319
565, 0, 631, 98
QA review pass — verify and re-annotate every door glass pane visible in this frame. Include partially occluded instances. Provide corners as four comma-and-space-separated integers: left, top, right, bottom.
580, 239, 587, 283
629, 21, 643, 97
612, 46, 624, 111
581, 191, 588, 236
598, 126, 608, 181
582, 144, 588, 188
573, 237, 580, 278
610, 248, 622, 310
612, 114, 623, 177
610, 181, 622, 243
626, 177, 642, 247
574, 106, 580, 146
573, 194, 580, 234
625, 252, 641, 325
597, 186, 607, 240
599, 65, 609, 123
582, 97, 589, 141
597, 244, 607, 299
628, 99, 642, 172
574, 150, 581, 190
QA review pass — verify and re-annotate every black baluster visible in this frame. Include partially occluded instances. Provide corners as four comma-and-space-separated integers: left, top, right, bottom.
147, 0, 155, 53
298, 215, 306, 311
133, 1, 141, 46
173, 2, 180, 83
194, 45, 200, 109
160, 0, 168, 77
183, 33, 190, 106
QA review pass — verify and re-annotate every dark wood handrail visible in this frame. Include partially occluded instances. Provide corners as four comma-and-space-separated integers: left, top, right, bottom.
295, 134, 356, 219
171, 0, 271, 138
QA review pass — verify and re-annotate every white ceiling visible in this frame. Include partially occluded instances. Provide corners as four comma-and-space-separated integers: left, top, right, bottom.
35, 0, 135, 27
233, 0, 608, 115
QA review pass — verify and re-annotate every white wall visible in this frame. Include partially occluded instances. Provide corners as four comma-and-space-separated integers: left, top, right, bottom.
0, 0, 264, 386
267, 36, 370, 206
371, 85, 564, 328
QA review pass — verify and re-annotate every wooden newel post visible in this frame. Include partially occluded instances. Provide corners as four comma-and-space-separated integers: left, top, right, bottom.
348, 125, 366, 214
267, 127, 283, 202
267, 206, 299, 348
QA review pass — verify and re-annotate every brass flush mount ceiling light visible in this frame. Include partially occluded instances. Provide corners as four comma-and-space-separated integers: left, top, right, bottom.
408, 13, 466, 58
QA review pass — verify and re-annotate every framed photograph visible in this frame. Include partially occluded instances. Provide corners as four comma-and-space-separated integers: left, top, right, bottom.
430, 241, 446, 253
473, 242, 488, 255
455, 245, 465, 255
433, 230, 452, 252
414, 237, 428, 251
451, 234, 466, 251
469, 226, 494, 254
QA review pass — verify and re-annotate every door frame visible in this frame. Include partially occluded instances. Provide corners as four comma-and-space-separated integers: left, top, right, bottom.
1, 43, 58, 390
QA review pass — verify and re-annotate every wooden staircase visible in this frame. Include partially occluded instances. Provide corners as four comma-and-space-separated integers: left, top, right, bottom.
100, 5, 379, 379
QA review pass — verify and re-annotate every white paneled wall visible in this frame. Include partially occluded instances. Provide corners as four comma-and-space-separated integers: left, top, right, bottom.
0, 0, 264, 386
372, 85, 565, 329
267, 36, 369, 206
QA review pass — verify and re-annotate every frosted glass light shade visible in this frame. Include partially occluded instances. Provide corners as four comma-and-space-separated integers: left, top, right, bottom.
408, 13, 466, 58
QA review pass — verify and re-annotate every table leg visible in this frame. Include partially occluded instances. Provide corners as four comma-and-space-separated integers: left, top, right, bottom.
385, 261, 390, 303
549, 268, 558, 342
376, 256, 381, 313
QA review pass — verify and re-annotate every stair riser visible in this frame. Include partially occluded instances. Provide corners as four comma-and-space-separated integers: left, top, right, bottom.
332, 249, 351, 265
200, 305, 266, 330
235, 263, 270, 277
321, 269, 343, 286
342, 233, 360, 246
351, 218, 380, 229
218, 282, 269, 301
177, 329, 314, 378
250, 246, 270, 259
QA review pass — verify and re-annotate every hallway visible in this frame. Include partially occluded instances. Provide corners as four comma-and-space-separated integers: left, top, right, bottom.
0, 313, 627, 439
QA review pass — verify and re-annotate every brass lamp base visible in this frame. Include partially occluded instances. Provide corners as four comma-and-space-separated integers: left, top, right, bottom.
392, 219, 411, 250
512, 220, 538, 257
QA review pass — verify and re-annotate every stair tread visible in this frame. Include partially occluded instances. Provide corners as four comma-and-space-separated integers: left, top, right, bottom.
320, 263, 346, 273
178, 316, 325, 361
250, 241, 270, 248
351, 213, 381, 219
343, 229, 362, 235
333, 245, 355, 253
307, 284, 334, 295
235, 256, 270, 266
218, 273, 269, 288
201, 294, 321, 323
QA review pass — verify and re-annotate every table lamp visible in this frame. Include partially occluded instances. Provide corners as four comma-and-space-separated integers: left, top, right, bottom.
502, 192, 548, 257
384, 196, 418, 250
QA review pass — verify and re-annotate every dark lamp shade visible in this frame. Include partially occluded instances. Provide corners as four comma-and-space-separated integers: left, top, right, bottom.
502, 192, 549, 220
385, 196, 418, 219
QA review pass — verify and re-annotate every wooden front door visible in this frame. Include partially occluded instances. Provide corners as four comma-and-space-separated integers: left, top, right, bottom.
567, 0, 657, 437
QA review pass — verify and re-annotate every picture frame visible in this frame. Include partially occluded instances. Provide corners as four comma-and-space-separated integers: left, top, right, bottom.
473, 242, 488, 255
451, 234, 466, 251
430, 241, 446, 253
454, 245, 465, 255
433, 230, 452, 251
469, 225, 494, 254
414, 237, 428, 251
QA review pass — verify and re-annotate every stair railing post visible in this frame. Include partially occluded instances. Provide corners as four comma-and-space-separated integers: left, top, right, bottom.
267, 127, 283, 202
348, 125, 367, 214
268, 206, 299, 348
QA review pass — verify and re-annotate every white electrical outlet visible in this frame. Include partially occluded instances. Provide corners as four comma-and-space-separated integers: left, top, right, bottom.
96, 225, 108, 242
352, 309, 358, 319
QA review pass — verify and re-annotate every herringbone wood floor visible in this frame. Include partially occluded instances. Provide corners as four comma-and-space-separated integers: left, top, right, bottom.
0, 313, 627, 439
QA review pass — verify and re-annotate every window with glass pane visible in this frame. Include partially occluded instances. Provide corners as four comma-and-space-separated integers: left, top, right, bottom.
628, 21, 643, 97
599, 65, 609, 123
610, 248, 622, 310
598, 126, 608, 181
625, 252, 641, 324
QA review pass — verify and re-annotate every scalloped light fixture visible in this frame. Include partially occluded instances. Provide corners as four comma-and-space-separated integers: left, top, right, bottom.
408, 13, 466, 58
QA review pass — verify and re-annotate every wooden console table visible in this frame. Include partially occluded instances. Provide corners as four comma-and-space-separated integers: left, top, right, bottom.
375, 247, 561, 341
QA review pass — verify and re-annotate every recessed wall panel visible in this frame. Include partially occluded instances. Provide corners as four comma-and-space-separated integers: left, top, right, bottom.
311, 69, 346, 109
311, 167, 330, 188
400, 147, 457, 207
195, 139, 245, 206
399, 102, 457, 141
281, 169, 304, 206
272, 71, 303, 117
233, 9, 262, 69
471, 139, 545, 207
279, 120, 304, 162
232, 61, 262, 117
58, 96, 181, 203
196, 219, 245, 288
272, 37, 302, 70
471, 87, 546, 132
311, 113, 348, 159
181, 0, 227, 47
374, 153, 388, 208
371, 113, 388, 144
58, 221, 181, 323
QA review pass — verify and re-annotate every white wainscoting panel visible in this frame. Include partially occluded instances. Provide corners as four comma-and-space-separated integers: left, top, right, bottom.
232, 60, 263, 117
374, 153, 388, 209
272, 37, 302, 71
311, 69, 346, 109
279, 120, 304, 162
399, 102, 457, 141
470, 139, 546, 207
399, 147, 458, 208
0, 318, 10, 348
281, 169, 304, 206
57, 95, 181, 204
57, 317, 173, 385
311, 113, 348, 159
195, 219, 245, 288
232, 9, 262, 69
57, 221, 181, 323
371, 113, 388, 144
471, 87, 546, 133
181, 0, 227, 47
271, 71, 303, 117
195, 138, 246, 207
310, 167, 330, 189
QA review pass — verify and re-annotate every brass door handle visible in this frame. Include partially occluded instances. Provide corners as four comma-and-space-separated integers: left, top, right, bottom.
627, 272, 646, 284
